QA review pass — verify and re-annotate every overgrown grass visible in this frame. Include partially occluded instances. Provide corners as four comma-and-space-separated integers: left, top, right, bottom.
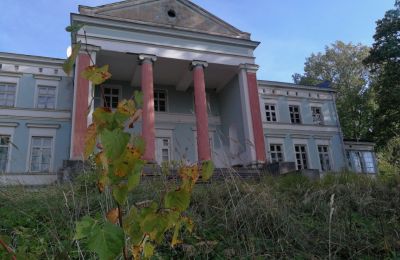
1, 172, 399, 259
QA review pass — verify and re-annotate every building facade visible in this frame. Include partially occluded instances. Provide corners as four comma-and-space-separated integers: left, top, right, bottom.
0, 0, 377, 184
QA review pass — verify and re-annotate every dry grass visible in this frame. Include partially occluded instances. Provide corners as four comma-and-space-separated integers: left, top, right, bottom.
1, 172, 399, 259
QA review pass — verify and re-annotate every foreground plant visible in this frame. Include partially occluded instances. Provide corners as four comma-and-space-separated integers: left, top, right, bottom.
64, 23, 214, 259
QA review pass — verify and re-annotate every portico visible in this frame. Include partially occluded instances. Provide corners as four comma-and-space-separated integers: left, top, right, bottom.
69, 0, 266, 167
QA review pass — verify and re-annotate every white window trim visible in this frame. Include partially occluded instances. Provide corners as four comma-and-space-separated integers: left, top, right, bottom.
317, 144, 333, 172
310, 105, 325, 125
155, 128, 174, 164
35, 79, 59, 109
0, 75, 20, 107
263, 101, 279, 123
101, 85, 123, 109
293, 141, 310, 170
26, 128, 57, 173
0, 126, 16, 173
154, 88, 169, 113
266, 137, 286, 162
269, 143, 285, 163
288, 104, 302, 124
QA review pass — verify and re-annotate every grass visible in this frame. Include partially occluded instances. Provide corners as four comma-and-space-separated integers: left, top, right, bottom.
1, 172, 399, 259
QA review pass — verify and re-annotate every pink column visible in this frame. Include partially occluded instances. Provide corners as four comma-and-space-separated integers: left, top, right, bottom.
192, 61, 211, 161
139, 54, 157, 162
71, 53, 91, 159
246, 71, 267, 162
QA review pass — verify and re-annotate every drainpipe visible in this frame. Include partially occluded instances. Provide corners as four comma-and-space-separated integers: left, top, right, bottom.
331, 92, 349, 172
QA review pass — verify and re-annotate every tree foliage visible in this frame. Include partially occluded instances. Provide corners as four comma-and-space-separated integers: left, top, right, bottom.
293, 41, 374, 140
363, 1, 400, 147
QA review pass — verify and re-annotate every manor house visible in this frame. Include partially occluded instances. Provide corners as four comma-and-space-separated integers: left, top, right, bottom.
0, 0, 377, 185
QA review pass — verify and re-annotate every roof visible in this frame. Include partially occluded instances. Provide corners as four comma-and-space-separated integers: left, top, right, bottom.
0, 52, 65, 67
258, 80, 336, 93
77, 0, 251, 40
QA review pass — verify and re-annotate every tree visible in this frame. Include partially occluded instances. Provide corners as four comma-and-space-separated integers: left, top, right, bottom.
293, 41, 374, 140
363, 1, 400, 148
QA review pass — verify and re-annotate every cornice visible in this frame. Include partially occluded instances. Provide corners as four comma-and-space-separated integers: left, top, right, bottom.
71, 13, 260, 49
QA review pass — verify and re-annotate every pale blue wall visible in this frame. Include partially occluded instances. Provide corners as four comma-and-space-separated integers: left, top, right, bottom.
6, 119, 71, 173
16, 75, 73, 110
16, 74, 36, 108
1, 73, 73, 174
263, 92, 347, 172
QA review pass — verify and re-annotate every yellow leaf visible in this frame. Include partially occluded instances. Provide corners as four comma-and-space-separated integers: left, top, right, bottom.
81, 65, 112, 85
106, 208, 119, 224
84, 123, 97, 159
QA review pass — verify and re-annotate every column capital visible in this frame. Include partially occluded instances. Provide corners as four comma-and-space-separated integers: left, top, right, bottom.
191, 60, 208, 70
239, 63, 259, 73
138, 54, 157, 64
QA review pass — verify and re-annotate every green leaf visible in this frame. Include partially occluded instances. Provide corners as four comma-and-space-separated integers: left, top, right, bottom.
63, 42, 81, 75
75, 216, 96, 240
112, 184, 129, 205
143, 243, 155, 259
87, 222, 124, 260
134, 90, 143, 108
100, 128, 130, 161
66, 23, 84, 32
142, 213, 169, 242
132, 136, 146, 154
81, 65, 112, 85
202, 160, 214, 181
127, 162, 143, 191
93, 107, 113, 129
164, 189, 191, 211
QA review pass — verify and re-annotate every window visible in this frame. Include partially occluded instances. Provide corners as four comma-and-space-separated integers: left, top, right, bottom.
0, 83, 16, 107
154, 90, 167, 112
312, 107, 324, 125
362, 152, 376, 173
37, 86, 56, 109
318, 145, 331, 171
265, 104, 277, 122
270, 144, 284, 163
294, 144, 308, 170
289, 105, 301, 124
30, 137, 52, 172
156, 137, 171, 164
103, 87, 120, 109
0, 135, 10, 172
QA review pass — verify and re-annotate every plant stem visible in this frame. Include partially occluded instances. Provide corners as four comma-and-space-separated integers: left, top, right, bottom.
118, 203, 128, 260
0, 238, 16, 260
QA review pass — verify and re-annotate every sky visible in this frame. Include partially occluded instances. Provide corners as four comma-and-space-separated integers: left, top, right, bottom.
0, 0, 394, 82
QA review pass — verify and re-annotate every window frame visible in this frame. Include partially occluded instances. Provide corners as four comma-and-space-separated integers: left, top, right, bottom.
29, 136, 53, 173
264, 103, 278, 122
154, 89, 168, 112
311, 106, 324, 125
26, 128, 56, 173
0, 82, 17, 107
289, 105, 302, 124
0, 134, 12, 173
156, 137, 172, 164
294, 144, 309, 170
318, 145, 332, 172
36, 85, 57, 109
269, 143, 284, 163
101, 85, 122, 109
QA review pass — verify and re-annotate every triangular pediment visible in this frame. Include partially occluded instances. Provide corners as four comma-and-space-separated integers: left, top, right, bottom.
79, 0, 250, 39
